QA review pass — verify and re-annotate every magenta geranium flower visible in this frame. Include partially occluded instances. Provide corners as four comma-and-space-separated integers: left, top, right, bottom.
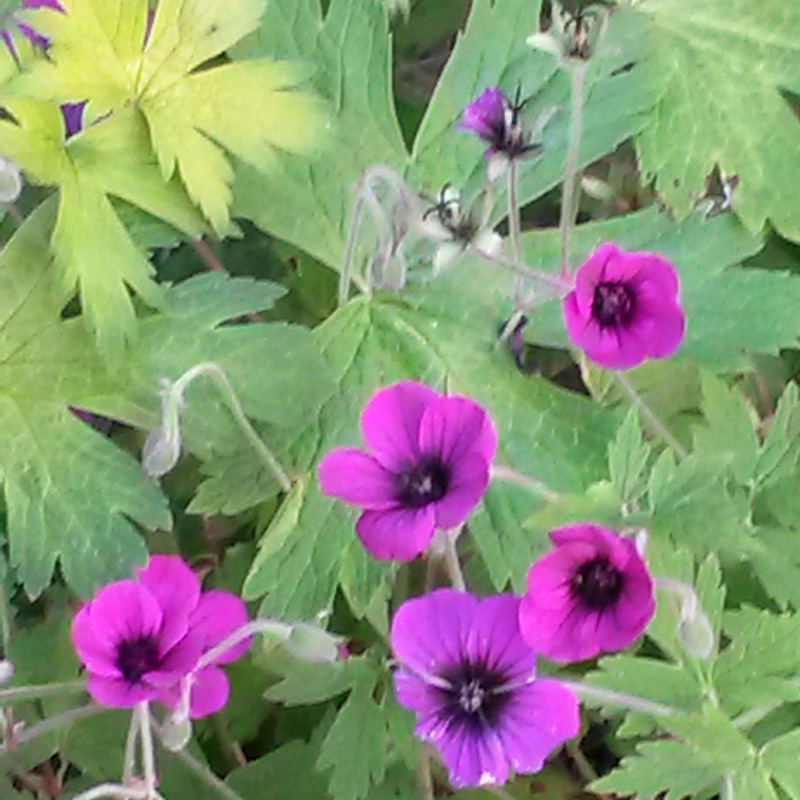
562, 242, 685, 370
72, 555, 250, 717
519, 524, 656, 663
318, 381, 497, 561
391, 589, 579, 788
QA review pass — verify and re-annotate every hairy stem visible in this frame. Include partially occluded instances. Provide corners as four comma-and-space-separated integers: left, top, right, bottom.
4, 703, 106, 750
417, 747, 435, 800
559, 61, 588, 279
174, 362, 293, 493
615, 371, 688, 459
490, 464, 561, 503
443, 529, 466, 591
0, 679, 87, 705
137, 702, 157, 795
561, 679, 683, 717
507, 158, 523, 302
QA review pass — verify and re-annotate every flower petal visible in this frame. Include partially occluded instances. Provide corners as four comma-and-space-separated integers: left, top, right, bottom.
318, 448, 398, 510
190, 590, 250, 664
188, 666, 230, 718
87, 673, 159, 708
391, 589, 477, 678
432, 453, 490, 529
360, 381, 439, 469
494, 679, 579, 774
464, 595, 536, 685
418, 396, 497, 466
136, 555, 199, 653
572, 242, 620, 314
434, 720, 509, 788
356, 505, 435, 561
84, 581, 163, 652
71, 605, 121, 678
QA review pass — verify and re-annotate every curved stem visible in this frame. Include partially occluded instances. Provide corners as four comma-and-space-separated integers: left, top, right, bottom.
507, 159, 523, 304
615, 372, 688, 459
443, 529, 466, 591
70, 784, 163, 800
477, 249, 572, 294
136, 702, 157, 795
0, 678, 86, 705
122, 710, 141, 783
490, 464, 561, 503
174, 362, 293, 493
417, 747, 435, 800
561, 679, 683, 717
4, 703, 106, 749
559, 61, 588, 279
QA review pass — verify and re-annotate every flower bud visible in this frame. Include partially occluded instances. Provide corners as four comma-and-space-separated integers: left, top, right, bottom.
142, 384, 184, 478
0, 659, 13, 684
0, 158, 22, 204
160, 712, 192, 752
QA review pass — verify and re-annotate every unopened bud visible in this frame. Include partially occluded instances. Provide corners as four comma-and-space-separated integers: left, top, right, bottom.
160, 712, 192, 752
285, 623, 344, 664
142, 383, 184, 478
0, 158, 22, 204
678, 612, 715, 660
0, 659, 13, 684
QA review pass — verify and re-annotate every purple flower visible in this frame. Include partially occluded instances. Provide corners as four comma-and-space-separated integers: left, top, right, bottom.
391, 589, 579, 788
318, 381, 497, 561
72, 555, 250, 717
459, 87, 535, 179
519, 524, 655, 663
61, 101, 85, 137
562, 242, 685, 370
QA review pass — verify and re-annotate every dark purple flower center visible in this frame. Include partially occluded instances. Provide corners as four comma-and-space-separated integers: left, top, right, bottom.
439, 662, 510, 729
571, 556, 624, 610
394, 457, 450, 508
592, 281, 636, 327
116, 636, 161, 684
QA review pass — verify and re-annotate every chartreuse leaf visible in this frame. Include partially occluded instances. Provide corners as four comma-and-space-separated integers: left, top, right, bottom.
232, 0, 409, 269
410, 1, 663, 217
0, 96, 205, 365
517, 206, 800, 373
633, 0, 800, 241
762, 729, 800, 800
20, 0, 324, 234
754, 383, 800, 490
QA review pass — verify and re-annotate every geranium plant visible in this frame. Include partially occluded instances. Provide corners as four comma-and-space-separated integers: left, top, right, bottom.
0, 1, 797, 799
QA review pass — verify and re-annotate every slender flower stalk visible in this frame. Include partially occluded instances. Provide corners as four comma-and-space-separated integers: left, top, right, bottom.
0, 678, 86, 704
559, 679, 683, 717
506, 159, 523, 301
490, 464, 561, 503
442, 529, 466, 591
1, 703, 105, 750
558, 61, 588, 279
144, 361, 292, 492
615, 372, 688, 459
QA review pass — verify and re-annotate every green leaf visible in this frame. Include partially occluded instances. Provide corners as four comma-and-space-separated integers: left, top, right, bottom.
233, 0, 409, 268
693, 372, 759, 486
714, 607, 800, 716
317, 672, 387, 800
607, 407, 651, 505
0, 99, 205, 365
755, 383, 800, 490
633, 0, 800, 241
763, 729, 800, 800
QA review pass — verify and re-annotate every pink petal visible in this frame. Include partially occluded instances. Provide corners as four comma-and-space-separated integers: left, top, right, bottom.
495, 679, 579, 774
356, 505, 436, 561
432, 453, 490, 529
391, 589, 477, 678
318, 448, 398, 510
136, 555, 200, 653
188, 665, 230, 718
190, 590, 250, 664
647, 304, 686, 359
360, 382, 439, 469
71, 605, 120, 678
84, 581, 163, 652
572, 242, 620, 315
418, 396, 497, 465
464, 595, 536, 685
434, 720, 509, 788
87, 673, 159, 708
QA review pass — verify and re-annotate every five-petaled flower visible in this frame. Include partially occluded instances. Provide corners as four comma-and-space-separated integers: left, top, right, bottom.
72, 555, 250, 718
519, 523, 655, 663
391, 589, 579, 788
459, 87, 536, 180
562, 242, 685, 370
318, 381, 497, 561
